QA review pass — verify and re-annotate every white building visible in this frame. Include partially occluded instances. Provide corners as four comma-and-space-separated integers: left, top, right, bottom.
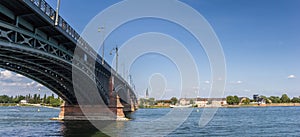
195, 98, 227, 107
179, 98, 190, 105
20, 100, 28, 104
195, 98, 208, 107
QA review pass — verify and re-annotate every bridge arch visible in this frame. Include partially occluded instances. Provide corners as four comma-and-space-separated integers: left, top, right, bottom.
0, 43, 75, 104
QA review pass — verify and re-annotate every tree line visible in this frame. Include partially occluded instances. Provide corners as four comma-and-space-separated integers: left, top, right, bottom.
0, 94, 62, 107
138, 97, 178, 108
226, 94, 300, 105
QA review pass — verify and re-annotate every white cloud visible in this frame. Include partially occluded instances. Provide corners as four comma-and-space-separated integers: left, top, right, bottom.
229, 80, 243, 85
0, 82, 27, 87
237, 81, 243, 84
36, 83, 44, 88
0, 69, 51, 95
0, 70, 13, 79
16, 74, 25, 78
204, 81, 210, 84
244, 89, 251, 92
0, 70, 41, 88
0, 70, 26, 82
288, 75, 296, 79
26, 81, 36, 87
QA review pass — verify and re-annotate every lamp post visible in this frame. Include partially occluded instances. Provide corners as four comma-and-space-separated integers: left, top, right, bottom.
54, 0, 61, 26
110, 45, 119, 73
98, 26, 105, 65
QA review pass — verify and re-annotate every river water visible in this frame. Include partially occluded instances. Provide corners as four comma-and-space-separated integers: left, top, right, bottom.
0, 106, 300, 136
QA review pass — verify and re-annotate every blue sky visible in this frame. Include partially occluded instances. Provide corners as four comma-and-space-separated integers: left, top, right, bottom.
1, 0, 299, 99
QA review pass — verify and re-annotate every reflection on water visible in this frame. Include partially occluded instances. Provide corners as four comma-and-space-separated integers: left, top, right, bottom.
61, 121, 109, 137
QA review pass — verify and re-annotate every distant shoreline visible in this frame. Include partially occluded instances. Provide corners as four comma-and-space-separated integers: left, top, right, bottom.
140, 103, 300, 109
2, 103, 300, 109
227, 103, 300, 108
0, 103, 60, 109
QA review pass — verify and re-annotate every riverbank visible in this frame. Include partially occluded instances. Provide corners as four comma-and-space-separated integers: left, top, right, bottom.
139, 106, 170, 109
228, 103, 300, 108
0, 103, 17, 106
140, 103, 300, 109
0, 103, 60, 109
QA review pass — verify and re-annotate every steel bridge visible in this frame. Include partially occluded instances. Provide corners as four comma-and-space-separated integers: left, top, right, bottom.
0, 0, 137, 120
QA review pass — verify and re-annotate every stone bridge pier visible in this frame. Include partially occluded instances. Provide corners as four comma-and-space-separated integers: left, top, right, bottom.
57, 76, 137, 121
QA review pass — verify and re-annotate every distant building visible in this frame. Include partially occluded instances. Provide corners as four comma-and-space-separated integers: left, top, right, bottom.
258, 98, 266, 105
145, 88, 149, 99
211, 98, 227, 106
252, 94, 266, 105
253, 94, 259, 101
179, 98, 227, 107
195, 98, 208, 107
179, 98, 190, 105
20, 100, 27, 104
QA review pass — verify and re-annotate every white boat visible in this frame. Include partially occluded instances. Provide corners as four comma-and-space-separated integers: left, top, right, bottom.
170, 104, 193, 108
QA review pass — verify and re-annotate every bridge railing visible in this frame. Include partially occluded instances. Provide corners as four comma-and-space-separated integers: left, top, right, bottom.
29, 0, 80, 41
28, 0, 109, 63
31, 0, 55, 19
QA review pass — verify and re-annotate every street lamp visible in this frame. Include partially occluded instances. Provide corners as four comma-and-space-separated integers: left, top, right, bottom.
110, 45, 118, 73
98, 26, 105, 65
54, 0, 61, 26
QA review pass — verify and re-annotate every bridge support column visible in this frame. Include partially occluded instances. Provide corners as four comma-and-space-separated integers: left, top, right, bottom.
58, 102, 86, 120
108, 76, 127, 120
55, 76, 127, 121
108, 95, 126, 119
122, 99, 136, 112
56, 102, 125, 121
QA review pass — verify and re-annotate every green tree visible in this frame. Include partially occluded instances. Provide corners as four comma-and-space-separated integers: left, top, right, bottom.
37, 94, 41, 103
50, 97, 61, 107
242, 98, 250, 105
280, 94, 290, 103
0, 95, 10, 103
269, 96, 281, 103
43, 94, 47, 104
233, 96, 239, 105
33, 94, 37, 104
46, 96, 54, 104
291, 97, 300, 103
226, 96, 234, 105
13, 95, 24, 103
170, 97, 178, 105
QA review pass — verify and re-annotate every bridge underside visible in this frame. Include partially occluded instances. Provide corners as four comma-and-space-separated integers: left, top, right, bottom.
0, 42, 76, 104
0, 42, 137, 120
0, 0, 138, 120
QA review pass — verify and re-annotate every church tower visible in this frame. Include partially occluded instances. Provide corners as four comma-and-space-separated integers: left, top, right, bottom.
145, 88, 149, 99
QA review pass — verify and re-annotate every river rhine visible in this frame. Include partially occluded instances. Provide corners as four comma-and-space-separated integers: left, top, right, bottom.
0, 106, 300, 136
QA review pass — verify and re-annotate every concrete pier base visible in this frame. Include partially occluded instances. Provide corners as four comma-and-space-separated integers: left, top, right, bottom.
52, 75, 137, 121
54, 105, 129, 121
55, 95, 129, 121
57, 104, 116, 121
